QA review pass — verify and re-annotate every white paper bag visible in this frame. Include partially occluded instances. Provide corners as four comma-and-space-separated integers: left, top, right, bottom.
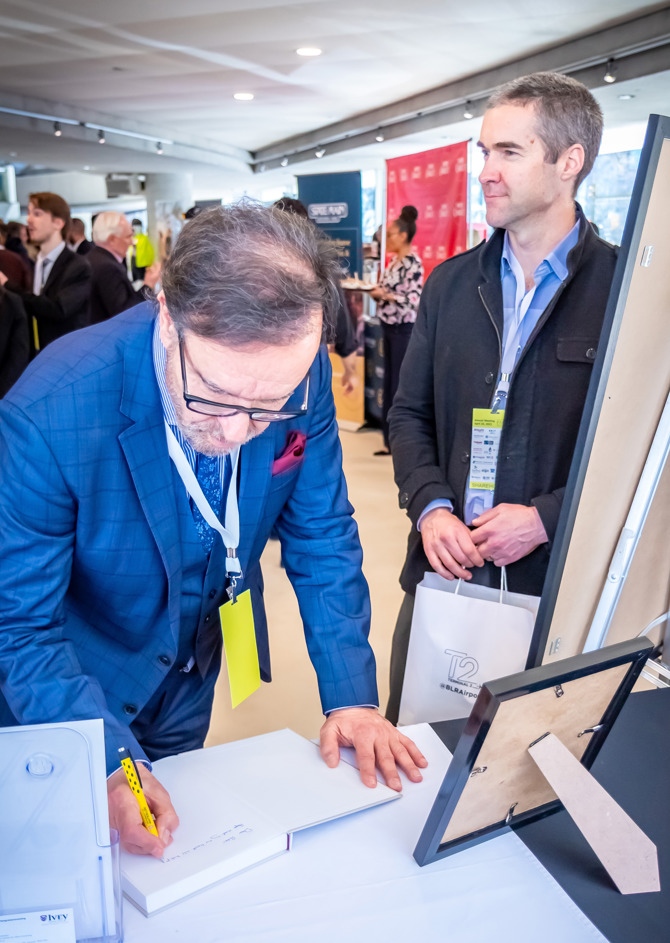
398, 568, 540, 725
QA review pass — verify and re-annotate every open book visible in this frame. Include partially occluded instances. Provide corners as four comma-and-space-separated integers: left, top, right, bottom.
121, 728, 401, 915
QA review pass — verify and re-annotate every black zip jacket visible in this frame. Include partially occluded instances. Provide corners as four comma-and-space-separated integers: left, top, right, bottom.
389, 205, 618, 596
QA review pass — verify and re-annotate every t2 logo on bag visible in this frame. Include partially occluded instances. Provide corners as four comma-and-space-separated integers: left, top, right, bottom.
444, 648, 480, 691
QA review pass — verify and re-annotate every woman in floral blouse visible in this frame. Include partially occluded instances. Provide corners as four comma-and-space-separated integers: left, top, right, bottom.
370, 205, 424, 455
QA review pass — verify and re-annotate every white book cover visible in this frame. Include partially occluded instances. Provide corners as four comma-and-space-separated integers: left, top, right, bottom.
121, 728, 400, 915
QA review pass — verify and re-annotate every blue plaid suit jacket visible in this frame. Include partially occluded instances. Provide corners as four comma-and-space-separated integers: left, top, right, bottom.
0, 305, 377, 772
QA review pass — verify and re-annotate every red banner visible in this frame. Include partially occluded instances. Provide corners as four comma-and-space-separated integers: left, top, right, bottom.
386, 141, 468, 279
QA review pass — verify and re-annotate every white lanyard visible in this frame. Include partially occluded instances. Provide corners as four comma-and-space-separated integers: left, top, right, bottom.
494, 257, 538, 409
164, 422, 243, 588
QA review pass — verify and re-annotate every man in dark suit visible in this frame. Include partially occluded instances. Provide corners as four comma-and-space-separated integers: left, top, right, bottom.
0, 204, 426, 859
67, 217, 94, 256
0, 192, 91, 354
385, 73, 618, 723
88, 211, 160, 323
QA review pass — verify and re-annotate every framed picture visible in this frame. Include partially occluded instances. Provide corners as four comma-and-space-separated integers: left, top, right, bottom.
414, 637, 653, 866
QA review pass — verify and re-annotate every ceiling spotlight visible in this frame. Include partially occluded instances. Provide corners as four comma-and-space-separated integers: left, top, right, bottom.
375, 131, 385, 143
97, 129, 105, 144
315, 146, 325, 158
156, 142, 163, 154
259, 164, 266, 172
603, 59, 617, 84
54, 121, 62, 136
296, 47, 322, 57
618, 93, 635, 101
463, 101, 474, 120
233, 92, 254, 101
280, 157, 288, 167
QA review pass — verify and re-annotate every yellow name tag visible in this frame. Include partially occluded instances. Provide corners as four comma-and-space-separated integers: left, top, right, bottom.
218, 589, 261, 708
469, 407, 505, 491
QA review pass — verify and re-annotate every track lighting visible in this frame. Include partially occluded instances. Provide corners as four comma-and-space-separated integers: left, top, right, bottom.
54, 121, 62, 136
603, 59, 617, 83
97, 129, 105, 144
375, 131, 385, 142
156, 142, 163, 154
280, 157, 288, 167
315, 146, 325, 158
463, 101, 474, 120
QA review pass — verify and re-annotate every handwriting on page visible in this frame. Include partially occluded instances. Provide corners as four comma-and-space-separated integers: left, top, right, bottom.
161, 824, 254, 863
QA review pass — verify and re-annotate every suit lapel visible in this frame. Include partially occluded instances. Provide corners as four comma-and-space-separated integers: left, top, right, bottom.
237, 428, 275, 568
118, 315, 183, 646
41, 243, 70, 294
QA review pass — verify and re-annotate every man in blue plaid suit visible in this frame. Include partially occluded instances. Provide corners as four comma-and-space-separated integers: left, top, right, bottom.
0, 205, 426, 857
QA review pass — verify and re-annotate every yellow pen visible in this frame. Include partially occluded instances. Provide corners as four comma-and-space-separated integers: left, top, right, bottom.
118, 747, 159, 838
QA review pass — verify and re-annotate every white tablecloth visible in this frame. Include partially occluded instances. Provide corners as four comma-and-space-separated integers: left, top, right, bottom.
123, 723, 608, 943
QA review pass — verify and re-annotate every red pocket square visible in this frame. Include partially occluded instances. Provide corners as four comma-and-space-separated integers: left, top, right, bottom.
272, 431, 306, 475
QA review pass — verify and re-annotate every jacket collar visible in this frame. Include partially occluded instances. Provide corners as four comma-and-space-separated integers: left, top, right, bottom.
479, 201, 593, 284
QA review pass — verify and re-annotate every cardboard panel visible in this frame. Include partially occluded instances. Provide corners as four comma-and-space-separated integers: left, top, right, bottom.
542, 136, 670, 662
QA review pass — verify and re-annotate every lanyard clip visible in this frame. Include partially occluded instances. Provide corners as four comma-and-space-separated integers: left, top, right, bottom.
227, 572, 242, 604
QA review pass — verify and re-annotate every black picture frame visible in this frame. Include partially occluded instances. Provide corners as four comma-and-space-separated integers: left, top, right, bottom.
527, 113, 670, 667
414, 637, 653, 866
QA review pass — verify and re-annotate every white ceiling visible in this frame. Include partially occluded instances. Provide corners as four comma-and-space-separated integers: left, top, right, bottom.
0, 0, 668, 184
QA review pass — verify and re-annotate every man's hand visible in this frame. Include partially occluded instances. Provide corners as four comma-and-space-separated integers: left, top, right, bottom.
420, 506, 484, 580
0, 271, 8, 287
108, 765, 180, 857
471, 503, 548, 566
143, 262, 162, 292
320, 707, 427, 792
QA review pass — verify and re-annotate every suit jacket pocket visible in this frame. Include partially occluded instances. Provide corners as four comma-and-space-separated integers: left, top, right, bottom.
556, 337, 599, 364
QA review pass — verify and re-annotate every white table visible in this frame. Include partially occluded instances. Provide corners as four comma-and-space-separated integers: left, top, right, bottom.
123, 724, 608, 943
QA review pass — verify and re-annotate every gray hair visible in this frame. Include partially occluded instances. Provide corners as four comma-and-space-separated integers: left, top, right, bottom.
487, 72, 603, 192
161, 202, 341, 346
92, 211, 129, 244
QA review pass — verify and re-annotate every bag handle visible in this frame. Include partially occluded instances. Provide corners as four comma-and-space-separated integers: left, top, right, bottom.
454, 565, 507, 601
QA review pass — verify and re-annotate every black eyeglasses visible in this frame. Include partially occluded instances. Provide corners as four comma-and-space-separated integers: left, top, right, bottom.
179, 337, 310, 421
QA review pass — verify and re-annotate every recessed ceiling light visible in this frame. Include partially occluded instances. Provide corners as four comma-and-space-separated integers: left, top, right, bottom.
233, 92, 254, 101
296, 47, 322, 57
618, 93, 635, 101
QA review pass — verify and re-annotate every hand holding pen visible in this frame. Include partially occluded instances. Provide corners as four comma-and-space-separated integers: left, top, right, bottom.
107, 748, 180, 857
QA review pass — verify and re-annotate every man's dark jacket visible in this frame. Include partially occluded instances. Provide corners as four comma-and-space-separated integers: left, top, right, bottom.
87, 245, 145, 325
18, 244, 91, 351
389, 206, 617, 597
75, 239, 94, 256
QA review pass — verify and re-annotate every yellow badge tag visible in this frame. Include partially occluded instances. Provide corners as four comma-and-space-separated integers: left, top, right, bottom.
218, 589, 261, 708
469, 408, 505, 491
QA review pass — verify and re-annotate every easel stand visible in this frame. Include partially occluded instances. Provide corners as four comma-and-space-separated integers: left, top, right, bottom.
584, 388, 670, 654
527, 732, 659, 894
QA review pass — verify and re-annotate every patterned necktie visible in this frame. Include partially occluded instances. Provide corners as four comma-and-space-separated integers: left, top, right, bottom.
191, 454, 221, 556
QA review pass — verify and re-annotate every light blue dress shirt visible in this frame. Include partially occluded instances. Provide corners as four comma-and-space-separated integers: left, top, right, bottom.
419, 219, 580, 530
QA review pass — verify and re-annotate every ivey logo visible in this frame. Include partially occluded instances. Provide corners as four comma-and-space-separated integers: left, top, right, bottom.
307, 202, 348, 224
443, 648, 480, 691
40, 914, 69, 922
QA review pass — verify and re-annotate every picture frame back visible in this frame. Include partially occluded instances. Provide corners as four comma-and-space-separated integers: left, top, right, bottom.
414, 637, 652, 866
527, 114, 670, 666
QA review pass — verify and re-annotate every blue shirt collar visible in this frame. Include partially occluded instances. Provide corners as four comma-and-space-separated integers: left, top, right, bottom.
501, 217, 580, 283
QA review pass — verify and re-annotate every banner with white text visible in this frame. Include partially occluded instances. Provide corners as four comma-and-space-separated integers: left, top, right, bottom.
386, 142, 468, 279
